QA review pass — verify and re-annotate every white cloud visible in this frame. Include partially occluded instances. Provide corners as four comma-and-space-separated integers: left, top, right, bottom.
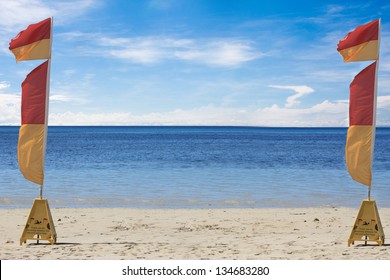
0, 93, 20, 125
45, 93, 390, 127
335, 96, 390, 110
0, 0, 54, 32
52, 0, 100, 24
5, 96, 390, 127
0, 81, 11, 90
50, 94, 77, 102
259, 101, 348, 127
0, 0, 98, 31
101, 37, 190, 64
325, 5, 345, 15
378, 95, 390, 109
50, 71, 95, 104
268, 85, 315, 107
109, 48, 163, 64
0, 93, 19, 105
67, 35, 263, 67
49, 107, 244, 126
174, 40, 263, 67
45, 100, 350, 127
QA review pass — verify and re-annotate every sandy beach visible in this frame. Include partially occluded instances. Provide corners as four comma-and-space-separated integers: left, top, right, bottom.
1, 207, 389, 260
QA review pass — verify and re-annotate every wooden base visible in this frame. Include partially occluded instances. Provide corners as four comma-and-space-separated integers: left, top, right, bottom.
348, 200, 385, 246
20, 198, 57, 245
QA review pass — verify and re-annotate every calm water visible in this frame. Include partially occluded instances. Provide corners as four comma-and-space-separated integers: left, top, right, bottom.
1, 126, 390, 208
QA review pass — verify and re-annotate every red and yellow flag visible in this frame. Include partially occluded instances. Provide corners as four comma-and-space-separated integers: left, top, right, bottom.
18, 61, 49, 185
338, 19, 380, 187
337, 19, 379, 62
346, 62, 377, 186
9, 18, 51, 62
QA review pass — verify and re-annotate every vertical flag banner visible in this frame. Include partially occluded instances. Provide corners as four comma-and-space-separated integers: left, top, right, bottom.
18, 61, 49, 185
337, 19, 379, 62
9, 17, 52, 187
9, 17, 51, 62
346, 62, 376, 186
337, 19, 380, 188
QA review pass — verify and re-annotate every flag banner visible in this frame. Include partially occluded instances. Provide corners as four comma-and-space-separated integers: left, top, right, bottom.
349, 62, 376, 126
346, 62, 376, 186
9, 18, 51, 62
18, 61, 49, 185
337, 19, 379, 62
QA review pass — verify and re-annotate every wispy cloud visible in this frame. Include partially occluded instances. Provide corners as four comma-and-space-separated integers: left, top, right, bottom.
268, 85, 315, 107
0, 81, 11, 90
0, 0, 99, 31
174, 39, 263, 67
0, 0, 54, 32
50, 94, 78, 102
63, 34, 264, 67
51, 0, 101, 24
50, 71, 95, 104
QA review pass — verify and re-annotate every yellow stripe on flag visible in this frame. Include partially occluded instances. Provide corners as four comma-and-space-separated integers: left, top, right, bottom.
338, 40, 378, 62
10, 39, 51, 62
18, 124, 45, 185
345, 125, 372, 186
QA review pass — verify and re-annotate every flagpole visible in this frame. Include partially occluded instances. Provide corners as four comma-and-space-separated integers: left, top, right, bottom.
369, 18, 381, 201
40, 17, 53, 199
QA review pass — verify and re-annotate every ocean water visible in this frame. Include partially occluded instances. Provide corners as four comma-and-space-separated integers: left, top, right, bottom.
1, 126, 390, 208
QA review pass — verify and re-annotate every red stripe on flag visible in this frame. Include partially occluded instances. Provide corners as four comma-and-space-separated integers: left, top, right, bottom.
349, 61, 376, 126
21, 61, 48, 124
9, 18, 51, 50
337, 19, 379, 51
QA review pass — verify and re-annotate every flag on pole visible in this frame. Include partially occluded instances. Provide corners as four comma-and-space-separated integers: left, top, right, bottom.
337, 19, 379, 62
10, 18, 56, 246
345, 62, 377, 186
338, 19, 385, 247
9, 18, 51, 62
18, 61, 49, 185
337, 18, 380, 187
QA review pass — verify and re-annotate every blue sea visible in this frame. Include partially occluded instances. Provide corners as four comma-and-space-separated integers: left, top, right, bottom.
1, 126, 390, 208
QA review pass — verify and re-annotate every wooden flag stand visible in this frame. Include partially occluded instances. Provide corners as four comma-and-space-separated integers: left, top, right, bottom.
20, 188, 57, 245
348, 197, 385, 246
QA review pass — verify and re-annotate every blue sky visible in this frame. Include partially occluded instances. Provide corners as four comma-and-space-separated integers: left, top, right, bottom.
0, 0, 389, 126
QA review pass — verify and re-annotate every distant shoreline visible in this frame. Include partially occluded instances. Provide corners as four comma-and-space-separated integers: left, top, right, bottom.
0, 125, 356, 128
1, 125, 390, 129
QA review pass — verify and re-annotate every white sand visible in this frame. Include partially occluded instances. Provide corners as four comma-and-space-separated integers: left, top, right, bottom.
1, 207, 389, 260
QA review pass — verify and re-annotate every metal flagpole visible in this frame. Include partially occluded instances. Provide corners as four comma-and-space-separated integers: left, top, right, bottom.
369, 18, 381, 201
40, 17, 53, 199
